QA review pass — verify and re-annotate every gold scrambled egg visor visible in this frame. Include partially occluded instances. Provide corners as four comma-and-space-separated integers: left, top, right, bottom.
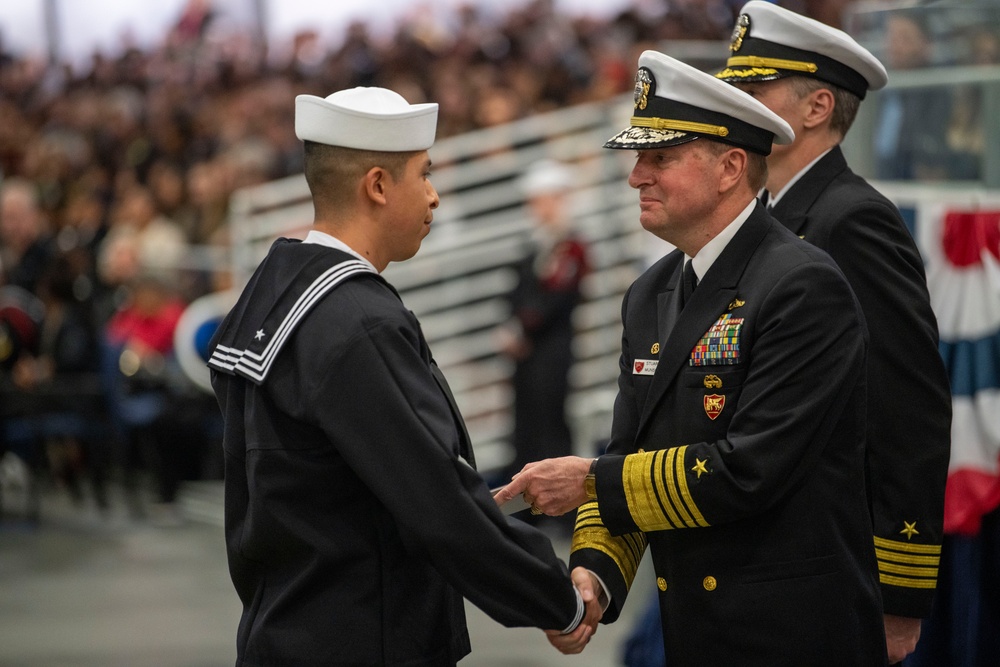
603, 125, 699, 150
712, 10, 873, 99
715, 56, 817, 85
606, 60, 774, 154
604, 66, 702, 150
715, 12, 813, 86
714, 65, 784, 83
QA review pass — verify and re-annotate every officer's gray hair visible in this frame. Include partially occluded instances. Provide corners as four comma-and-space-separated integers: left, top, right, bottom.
787, 77, 861, 139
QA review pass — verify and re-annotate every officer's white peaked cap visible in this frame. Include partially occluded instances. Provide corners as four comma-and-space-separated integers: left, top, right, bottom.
715, 1, 888, 98
606, 50, 794, 155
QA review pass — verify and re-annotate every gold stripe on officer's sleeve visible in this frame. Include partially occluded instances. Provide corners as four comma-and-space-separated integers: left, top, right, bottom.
653, 450, 685, 529
572, 501, 646, 588
623, 531, 646, 556
573, 501, 599, 532
664, 448, 696, 528
574, 503, 605, 535
674, 447, 710, 527
624, 450, 673, 530
878, 561, 939, 580
666, 445, 695, 528
875, 548, 940, 567
873, 537, 940, 588
624, 446, 709, 532
873, 536, 942, 555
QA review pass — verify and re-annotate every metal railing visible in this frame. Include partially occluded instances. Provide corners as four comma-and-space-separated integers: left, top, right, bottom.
223, 48, 1000, 472
226, 95, 646, 472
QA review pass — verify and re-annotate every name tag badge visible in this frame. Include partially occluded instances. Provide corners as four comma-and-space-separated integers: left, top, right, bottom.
633, 359, 658, 376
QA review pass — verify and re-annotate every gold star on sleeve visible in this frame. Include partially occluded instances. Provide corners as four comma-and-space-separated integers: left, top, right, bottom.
873, 522, 940, 591
900, 521, 919, 540
691, 458, 709, 479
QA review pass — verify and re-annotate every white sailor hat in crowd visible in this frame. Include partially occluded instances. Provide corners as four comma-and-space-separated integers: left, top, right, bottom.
715, 1, 888, 99
295, 87, 439, 151
605, 50, 794, 155
521, 159, 575, 197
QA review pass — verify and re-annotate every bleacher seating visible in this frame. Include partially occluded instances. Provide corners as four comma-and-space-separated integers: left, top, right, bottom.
226, 94, 646, 472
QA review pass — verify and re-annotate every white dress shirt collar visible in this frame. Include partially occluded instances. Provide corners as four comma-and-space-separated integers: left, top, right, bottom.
764, 148, 832, 209
687, 198, 757, 281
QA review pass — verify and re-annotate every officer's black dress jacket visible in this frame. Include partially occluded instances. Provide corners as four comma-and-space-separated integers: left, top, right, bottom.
772, 146, 951, 617
569, 204, 887, 666
208, 239, 580, 667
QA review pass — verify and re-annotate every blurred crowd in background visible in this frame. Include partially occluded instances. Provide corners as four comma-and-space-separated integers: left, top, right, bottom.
0, 0, 997, 522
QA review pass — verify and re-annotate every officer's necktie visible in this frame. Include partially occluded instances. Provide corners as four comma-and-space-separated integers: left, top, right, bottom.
760, 190, 773, 211
681, 260, 698, 307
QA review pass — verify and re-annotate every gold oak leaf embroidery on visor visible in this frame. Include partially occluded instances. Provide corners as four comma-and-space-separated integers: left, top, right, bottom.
715, 67, 781, 79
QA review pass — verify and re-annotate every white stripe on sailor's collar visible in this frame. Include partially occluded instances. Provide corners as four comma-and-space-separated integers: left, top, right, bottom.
208, 258, 375, 383
304, 229, 378, 273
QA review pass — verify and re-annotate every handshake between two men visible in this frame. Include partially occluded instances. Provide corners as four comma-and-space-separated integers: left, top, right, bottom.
494, 456, 606, 655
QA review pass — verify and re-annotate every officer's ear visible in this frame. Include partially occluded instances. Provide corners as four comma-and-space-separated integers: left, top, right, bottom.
802, 87, 835, 130
717, 147, 748, 194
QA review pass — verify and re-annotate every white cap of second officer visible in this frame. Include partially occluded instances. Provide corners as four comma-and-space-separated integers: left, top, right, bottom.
715, 1, 887, 98
605, 50, 794, 155
295, 87, 439, 151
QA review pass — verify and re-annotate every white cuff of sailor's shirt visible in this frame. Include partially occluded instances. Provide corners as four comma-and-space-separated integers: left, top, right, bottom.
560, 587, 586, 634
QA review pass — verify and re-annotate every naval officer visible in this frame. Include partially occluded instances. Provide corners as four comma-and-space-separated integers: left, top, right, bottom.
496, 50, 887, 665
714, 4, 951, 662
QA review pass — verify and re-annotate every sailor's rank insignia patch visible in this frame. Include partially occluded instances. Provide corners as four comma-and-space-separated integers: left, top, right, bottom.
704, 394, 725, 420
690, 313, 743, 366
